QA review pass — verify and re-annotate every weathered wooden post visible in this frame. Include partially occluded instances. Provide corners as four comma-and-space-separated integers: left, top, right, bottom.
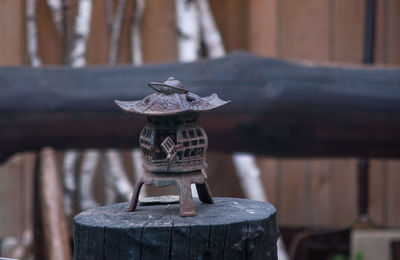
73, 78, 279, 259
74, 198, 278, 259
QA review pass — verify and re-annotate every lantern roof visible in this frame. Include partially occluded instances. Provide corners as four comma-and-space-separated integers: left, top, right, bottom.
115, 77, 230, 116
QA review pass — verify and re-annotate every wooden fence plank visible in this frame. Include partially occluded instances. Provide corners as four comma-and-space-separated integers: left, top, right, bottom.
278, 159, 308, 226
39, 147, 71, 260
257, 157, 279, 206
387, 0, 400, 64
279, 0, 330, 61
0, 0, 23, 65
331, 159, 358, 226
308, 159, 333, 226
386, 160, 400, 227
209, 0, 248, 52
333, 0, 365, 63
86, 0, 110, 65
247, 0, 278, 57
369, 159, 387, 226
142, 0, 177, 64
0, 155, 23, 237
36, 0, 63, 64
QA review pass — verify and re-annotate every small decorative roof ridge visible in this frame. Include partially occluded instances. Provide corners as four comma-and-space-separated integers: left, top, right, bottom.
115, 77, 230, 116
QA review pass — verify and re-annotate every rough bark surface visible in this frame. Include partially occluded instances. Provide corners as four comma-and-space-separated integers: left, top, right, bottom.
73, 197, 278, 260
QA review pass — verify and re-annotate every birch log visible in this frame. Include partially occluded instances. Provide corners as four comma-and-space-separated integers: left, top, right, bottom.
197, 0, 225, 58
26, 0, 42, 67
103, 153, 117, 205
130, 0, 145, 65
61, 0, 71, 64
62, 150, 79, 226
46, 0, 63, 34
175, 0, 200, 62
78, 150, 100, 211
70, 0, 94, 67
108, 0, 128, 65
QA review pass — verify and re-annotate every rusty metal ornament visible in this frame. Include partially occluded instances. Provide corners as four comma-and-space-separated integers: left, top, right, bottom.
115, 77, 230, 217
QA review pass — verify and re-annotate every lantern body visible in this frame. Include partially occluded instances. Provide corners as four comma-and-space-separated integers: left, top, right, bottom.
139, 113, 208, 173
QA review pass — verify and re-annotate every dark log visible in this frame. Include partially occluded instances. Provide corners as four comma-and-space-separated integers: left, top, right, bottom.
73, 198, 278, 260
1, 52, 400, 161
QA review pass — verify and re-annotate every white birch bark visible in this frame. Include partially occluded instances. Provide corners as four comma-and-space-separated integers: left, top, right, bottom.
130, 0, 145, 65
108, 0, 128, 65
103, 154, 117, 205
232, 153, 289, 260
70, 0, 94, 67
196, 0, 225, 58
175, 0, 201, 62
26, 0, 42, 67
78, 150, 100, 211
62, 150, 79, 221
46, 0, 63, 34
104, 149, 133, 201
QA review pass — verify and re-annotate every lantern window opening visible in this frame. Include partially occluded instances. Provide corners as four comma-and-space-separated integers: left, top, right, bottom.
184, 150, 190, 158
188, 129, 195, 138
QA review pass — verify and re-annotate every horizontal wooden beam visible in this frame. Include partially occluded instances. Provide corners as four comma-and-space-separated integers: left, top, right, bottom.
1, 52, 400, 161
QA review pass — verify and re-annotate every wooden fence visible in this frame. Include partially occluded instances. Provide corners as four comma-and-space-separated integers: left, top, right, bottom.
0, 0, 400, 237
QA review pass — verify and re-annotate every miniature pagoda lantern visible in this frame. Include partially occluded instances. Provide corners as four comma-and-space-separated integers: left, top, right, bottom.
115, 77, 230, 216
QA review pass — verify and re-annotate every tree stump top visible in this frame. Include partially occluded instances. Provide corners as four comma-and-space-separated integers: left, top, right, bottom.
75, 197, 276, 228
74, 197, 278, 259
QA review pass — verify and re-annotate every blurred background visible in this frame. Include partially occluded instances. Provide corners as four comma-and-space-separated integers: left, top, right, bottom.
0, 0, 400, 259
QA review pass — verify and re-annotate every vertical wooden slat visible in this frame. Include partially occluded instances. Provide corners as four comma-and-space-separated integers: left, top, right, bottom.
308, 159, 332, 227
331, 159, 358, 226
256, 158, 279, 206
0, 155, 23, 237
39, 148, 71, 260
333, 0, 365, 63
0, 0, 23, 65
209, 0, 248, 52
247, 0, 278, 57
369, 159, 387, 226
386, 160, 400, 227
278, 160, 308, 226
387, 0, 400, 64
36, 0, 63, 64
118, 0, 135, 64
85, 0, 111, 65
206, 152, 244, 199
142, 0, 177, 64
374, 0, 389, 64
279, 0, 331, 61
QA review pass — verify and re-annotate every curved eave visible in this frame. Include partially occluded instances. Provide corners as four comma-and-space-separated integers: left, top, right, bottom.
114, 96, 230, 116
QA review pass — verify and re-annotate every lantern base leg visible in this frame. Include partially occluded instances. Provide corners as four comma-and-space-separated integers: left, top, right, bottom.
127, 178, 145, 211
126, 170, 214, 217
